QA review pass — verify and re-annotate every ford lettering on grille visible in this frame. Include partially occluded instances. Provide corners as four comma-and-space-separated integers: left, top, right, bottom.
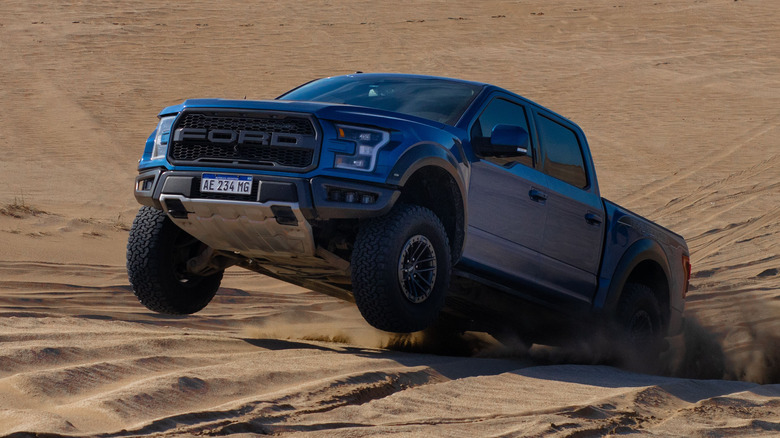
168, 111, 319, 171
174, 128, 305, 148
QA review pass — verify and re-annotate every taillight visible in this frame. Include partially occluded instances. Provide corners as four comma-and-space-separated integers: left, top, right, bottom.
682, 254, 692, 299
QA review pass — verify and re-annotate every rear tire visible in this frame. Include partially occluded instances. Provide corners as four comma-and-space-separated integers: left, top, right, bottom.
127, 206, 223, 315
615, 283, 664, 372
351, 204, 451, 333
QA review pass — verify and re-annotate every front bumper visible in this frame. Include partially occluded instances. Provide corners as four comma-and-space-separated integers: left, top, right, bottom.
134, 169, 400, 258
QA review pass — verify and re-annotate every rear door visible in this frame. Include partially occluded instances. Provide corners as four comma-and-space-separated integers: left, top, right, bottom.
533, 112, 605, 303
460, 96, 549, 288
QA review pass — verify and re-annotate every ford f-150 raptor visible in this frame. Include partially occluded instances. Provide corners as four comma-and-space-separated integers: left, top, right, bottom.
128, 73, 690, 359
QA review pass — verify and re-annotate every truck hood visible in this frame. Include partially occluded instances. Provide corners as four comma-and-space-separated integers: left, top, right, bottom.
159, 99, 450, 130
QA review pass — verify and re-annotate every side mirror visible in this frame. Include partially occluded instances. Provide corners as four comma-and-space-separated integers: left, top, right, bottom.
478, 124, 530, 157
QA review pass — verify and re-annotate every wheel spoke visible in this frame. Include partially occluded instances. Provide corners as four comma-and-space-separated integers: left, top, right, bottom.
416, 278, 427, 299
411, 242, 428, 261
397, 234, 438, 304
412, 277, 428, 296
415, 274, 432, 288
408, 277, 421, 299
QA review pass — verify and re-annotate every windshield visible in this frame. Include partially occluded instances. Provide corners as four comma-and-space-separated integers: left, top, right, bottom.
278, 76, 483, 125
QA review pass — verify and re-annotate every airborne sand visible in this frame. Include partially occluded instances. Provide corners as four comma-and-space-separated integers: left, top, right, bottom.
1, 0, 778, 436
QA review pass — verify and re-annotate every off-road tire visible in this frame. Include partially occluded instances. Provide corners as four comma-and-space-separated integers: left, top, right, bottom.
127, 206, 223, 314
615, 283, 664, 372
352, 204, 451, 333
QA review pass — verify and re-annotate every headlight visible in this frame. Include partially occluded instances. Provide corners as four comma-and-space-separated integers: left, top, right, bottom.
151, 115, 176, 160
334, 124, 390, 172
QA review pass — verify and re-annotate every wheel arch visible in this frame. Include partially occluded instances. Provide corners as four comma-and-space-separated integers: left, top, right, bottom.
601, 238, 672, 330
386, 143, 467, 263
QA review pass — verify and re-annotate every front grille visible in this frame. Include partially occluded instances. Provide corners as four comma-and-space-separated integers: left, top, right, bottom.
168, 110, 319, 171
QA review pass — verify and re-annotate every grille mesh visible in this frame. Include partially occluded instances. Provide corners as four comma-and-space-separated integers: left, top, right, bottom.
171, 144, 314, 167
169, 111, 317, 169
176, 113, 315, 135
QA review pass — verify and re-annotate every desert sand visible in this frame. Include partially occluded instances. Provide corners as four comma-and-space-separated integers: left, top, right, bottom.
1, 0, 778, 436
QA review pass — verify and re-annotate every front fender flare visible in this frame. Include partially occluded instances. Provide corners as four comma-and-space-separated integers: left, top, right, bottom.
387, 142, 465, 187
385, 141, 469, 259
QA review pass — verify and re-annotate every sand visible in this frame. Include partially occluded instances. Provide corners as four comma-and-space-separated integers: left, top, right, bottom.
1, 0, 778, 436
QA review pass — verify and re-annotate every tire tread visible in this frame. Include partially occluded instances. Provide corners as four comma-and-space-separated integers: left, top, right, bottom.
126, 206, 221, 314
351, 204, 450, 332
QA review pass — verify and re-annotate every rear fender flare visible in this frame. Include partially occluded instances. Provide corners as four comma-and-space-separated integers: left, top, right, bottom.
597, 238, 672, 317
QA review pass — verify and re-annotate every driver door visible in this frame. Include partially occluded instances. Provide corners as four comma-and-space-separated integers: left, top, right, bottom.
460, 97, 549, 289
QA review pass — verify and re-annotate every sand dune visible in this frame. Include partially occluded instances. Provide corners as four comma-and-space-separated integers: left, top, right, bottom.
1, 0, 778, 436
1, 265, 778, 436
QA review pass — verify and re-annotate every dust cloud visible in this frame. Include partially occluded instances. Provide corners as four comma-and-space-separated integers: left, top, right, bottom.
243, 310, 779, 384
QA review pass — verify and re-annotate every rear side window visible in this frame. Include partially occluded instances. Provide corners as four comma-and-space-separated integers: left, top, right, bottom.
536, 115, 588, 188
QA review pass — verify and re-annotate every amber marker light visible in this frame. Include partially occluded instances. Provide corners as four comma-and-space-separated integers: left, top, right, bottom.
682, 254, 692, 299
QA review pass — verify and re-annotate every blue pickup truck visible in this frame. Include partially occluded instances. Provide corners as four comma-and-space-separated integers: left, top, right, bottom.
128, 73, 690, 359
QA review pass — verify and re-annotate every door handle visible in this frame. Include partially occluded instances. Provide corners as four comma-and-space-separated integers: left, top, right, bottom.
529, 189, 548, 203
585, 213, 603, 226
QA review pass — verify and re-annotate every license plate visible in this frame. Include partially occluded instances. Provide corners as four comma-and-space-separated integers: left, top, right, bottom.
200, 173, 252, 195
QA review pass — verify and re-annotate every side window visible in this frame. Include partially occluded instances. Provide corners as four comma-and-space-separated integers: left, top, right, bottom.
536, 114, 588, 189
471, 98, 533, 168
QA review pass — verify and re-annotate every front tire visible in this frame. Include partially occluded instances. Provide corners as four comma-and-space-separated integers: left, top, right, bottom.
127, 206, 223, 315
352, 204, 451, 333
